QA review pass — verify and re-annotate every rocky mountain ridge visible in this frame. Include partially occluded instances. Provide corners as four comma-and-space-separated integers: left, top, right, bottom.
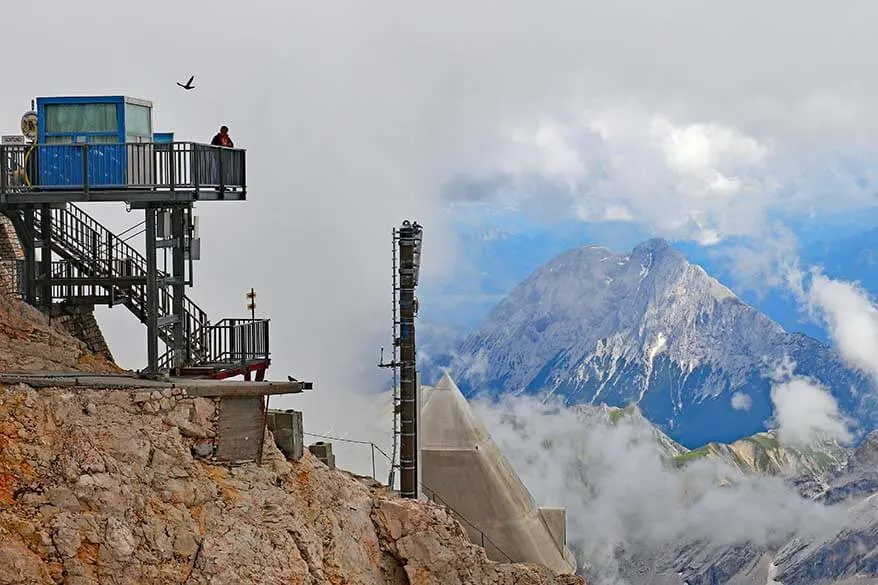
451, 239, 874, 448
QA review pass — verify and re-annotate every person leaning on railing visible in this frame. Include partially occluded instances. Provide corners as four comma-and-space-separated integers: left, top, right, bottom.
210, 125, 234, 148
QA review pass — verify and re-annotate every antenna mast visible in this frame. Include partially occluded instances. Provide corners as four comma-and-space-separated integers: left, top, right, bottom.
379, 220, 423, 498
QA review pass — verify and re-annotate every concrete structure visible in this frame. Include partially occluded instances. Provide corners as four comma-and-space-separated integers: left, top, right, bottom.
420, 372, 576, 575
267, 409, 304, 461
309, 442, 336, 470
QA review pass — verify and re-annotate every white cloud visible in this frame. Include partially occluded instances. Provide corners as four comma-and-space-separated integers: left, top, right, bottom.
473, 395, 849, 583
716, 226, 802, 295
731, 392, 753, 411
652, 117, 769, 177
770, 376, 854, 448
807, 271, 878, 379
478, 108, 819, 246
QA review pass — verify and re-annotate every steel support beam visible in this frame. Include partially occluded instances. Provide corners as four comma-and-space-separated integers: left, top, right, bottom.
22, 209, 36, 305
144, 207, 159, 374
171, 206, 186, 369
39, 204, 52, 309
0, 189, 246, 206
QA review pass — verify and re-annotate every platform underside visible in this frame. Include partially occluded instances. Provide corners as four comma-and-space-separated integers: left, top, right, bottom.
0, 372, 310, 397
0, 187, 246, 206
174, 359, 280, 382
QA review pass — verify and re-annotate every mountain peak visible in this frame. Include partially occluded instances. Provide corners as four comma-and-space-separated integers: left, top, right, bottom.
451, 241, 869, 447
632, 237, 671, 255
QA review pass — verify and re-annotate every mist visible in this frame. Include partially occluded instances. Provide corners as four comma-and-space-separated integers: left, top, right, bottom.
473, 395, 852, 583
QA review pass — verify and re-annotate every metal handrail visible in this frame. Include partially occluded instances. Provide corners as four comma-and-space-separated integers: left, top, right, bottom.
201, 318, 270, 364
1, 141, 246, 192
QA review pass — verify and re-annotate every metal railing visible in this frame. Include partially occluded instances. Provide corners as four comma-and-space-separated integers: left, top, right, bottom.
1, 141, 246, 192
200, 318, 270, 365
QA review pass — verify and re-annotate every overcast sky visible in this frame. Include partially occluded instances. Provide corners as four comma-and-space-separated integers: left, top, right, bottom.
4, 1, 878, 419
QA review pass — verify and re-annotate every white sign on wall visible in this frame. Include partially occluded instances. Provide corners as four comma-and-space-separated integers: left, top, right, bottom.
1, 135, 26, 145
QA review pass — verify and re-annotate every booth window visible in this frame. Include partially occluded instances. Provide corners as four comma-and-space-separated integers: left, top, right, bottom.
125, 103, 152, 143
45, 104, 118, 134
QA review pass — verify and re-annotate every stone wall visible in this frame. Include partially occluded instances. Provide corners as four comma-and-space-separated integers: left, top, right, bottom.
50, 306, 115, 363
0, 215, 23, 297
0, 213, 115, 363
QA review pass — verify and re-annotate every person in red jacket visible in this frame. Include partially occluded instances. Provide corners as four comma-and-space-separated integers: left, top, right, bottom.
210, 125, 234, 147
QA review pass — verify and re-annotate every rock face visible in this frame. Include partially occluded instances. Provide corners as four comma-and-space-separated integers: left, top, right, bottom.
0, 291, 582, 584
0, 384, 582, 584
450, 239, 873, 448
0, 291, 119, 375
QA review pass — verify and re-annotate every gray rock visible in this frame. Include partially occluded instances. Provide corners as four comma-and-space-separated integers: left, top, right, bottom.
192, 441, 214, 458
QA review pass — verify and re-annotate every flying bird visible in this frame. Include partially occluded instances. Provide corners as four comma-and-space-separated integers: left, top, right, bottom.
177, 75, 195, 90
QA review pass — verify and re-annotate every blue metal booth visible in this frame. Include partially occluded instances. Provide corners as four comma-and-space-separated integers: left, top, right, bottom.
36, 96, 154, 188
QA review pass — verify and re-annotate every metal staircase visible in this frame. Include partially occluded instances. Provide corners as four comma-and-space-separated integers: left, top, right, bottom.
6, 203, 269, 377
34, 204, 208, 368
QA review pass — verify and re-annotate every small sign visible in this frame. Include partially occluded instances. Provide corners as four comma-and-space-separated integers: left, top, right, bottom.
1, 135, 25, 145
20, 111, 37, 140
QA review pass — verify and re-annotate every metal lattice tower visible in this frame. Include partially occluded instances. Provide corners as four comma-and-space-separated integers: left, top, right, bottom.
379, 220, 423, 498
388, 227, 400, 490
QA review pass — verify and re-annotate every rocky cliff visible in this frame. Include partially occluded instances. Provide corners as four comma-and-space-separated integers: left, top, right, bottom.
0, 293, 582, 584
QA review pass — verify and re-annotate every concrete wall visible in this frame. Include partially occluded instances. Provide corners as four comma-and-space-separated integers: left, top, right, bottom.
539, 508, 567, 552
215, 396, 266, 463
267, 409, 304, 461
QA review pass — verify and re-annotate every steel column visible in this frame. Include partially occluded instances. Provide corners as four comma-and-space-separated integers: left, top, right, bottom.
171, 206, 186, 368
39, 205, 52, 308
144, 207, 159, 374
22, 209, 36, 305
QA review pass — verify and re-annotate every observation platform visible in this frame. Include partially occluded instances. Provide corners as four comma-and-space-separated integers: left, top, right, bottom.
1, 141, 246, 206
0, 94, 289, 380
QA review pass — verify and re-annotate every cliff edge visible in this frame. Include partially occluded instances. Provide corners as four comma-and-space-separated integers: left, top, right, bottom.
0, 293, 582, 584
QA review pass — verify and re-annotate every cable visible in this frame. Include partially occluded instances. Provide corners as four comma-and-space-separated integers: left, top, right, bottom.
301, 430, 516, 563
121, 228, 145, 243
117, 220, 145, 238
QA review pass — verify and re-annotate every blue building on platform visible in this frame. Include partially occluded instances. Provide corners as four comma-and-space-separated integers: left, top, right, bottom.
19, 95, 241, 193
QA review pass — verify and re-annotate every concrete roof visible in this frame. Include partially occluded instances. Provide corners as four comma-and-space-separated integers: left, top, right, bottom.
420, 372, 576, 575
421, 371, 491, 450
